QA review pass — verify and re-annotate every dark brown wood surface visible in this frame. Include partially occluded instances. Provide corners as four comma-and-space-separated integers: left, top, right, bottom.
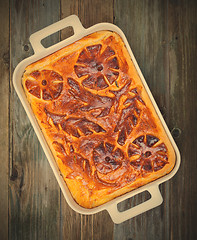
0, 0, 196, 239
0, 1, 9, 240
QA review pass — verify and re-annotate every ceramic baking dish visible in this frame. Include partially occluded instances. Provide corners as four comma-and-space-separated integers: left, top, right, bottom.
13, 15, 181, 224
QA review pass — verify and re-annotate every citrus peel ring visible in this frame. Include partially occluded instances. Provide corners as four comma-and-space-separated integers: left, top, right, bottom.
25, 70, 63, 100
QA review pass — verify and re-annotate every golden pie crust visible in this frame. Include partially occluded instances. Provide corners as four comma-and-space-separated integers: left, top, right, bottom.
22, 31, 176, 208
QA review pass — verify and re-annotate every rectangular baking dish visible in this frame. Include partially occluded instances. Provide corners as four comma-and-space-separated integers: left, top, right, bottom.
13, 15, 181, 224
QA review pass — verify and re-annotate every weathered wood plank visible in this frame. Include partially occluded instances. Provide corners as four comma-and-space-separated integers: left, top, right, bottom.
114, 0, 170, 239
0, 1, 9, 240
78, 0, 114, 28
60, 0, 78, 40
7, 0, 196, 239
60, 1, 114, 240
9, 0, 61, 239
92, 211, 114, 240
167, 0, 197, 239
60, 198, 81, 240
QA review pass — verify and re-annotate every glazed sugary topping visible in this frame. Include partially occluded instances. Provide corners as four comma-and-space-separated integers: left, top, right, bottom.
23, 31, 175, 208
25, 44, 168, 186
128, 135, 168, 175
74, 44, 119, 90
25, 70, 63, 100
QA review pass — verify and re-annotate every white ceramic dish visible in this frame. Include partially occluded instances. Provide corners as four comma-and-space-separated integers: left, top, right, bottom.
13, 15, 181, 224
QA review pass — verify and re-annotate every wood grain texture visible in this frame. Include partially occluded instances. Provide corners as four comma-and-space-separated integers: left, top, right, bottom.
114, 0, 197, 239
9, 0, 61, 239
0, 1, 9, 240
60, 0, 78, 40
78, 0, 114, 28
114, 0, 173, 239
2, 0, 196, 239
167, 0, 197, 239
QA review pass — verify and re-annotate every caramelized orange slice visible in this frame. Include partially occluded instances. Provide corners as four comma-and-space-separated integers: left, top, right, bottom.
74, 44, 119, 90
25, 70, 63, 100
128, 135, 169, 175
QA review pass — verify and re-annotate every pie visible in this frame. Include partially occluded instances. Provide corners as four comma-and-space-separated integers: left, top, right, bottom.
22, 31, 176, 208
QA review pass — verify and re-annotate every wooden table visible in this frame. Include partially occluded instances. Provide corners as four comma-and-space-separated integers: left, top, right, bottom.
0, 0, 196, 239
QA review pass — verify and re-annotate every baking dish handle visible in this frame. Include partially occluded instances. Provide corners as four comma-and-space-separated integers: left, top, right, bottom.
29, 15, 85, 53
107, 185, 163, 224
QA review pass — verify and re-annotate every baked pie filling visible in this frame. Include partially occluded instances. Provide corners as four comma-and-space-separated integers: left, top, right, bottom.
22, 31, 176, 208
